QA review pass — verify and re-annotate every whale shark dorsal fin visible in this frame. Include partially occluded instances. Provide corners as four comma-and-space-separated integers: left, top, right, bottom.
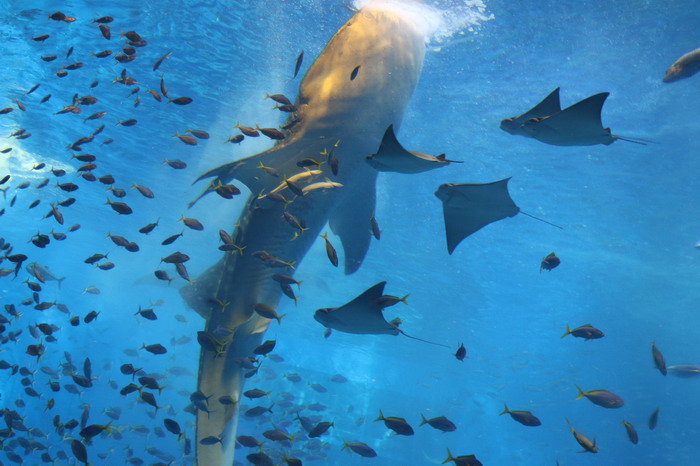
329, 174, 376, 274
435, 178, 520, 255
539, 92, 609, 137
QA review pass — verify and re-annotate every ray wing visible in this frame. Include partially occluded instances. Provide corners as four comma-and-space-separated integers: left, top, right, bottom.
435, 178, 520, 255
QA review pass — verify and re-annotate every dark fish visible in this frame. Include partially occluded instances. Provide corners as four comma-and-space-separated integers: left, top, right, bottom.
32, 34, 50, 42
540, 252, 560, 272
146, 89, 162, 101
163, 418, 183, 439
84, 310, 99, 323
140, 391, 160, 412
575, 386, 624, 408
234, 123, 259, 137
443, 449, 482, 466
114, 54, 136, 63
153, 51, 172, 71
161, 233, 183, 246
253, 303, 285, 324
99, 175, 115, 184
154, 270, 173, 284
320, 232, 338, 267
342, 441, 376, 458
651, 342, 667, 376
175, 262, 191, 283
226, 134, 244, 144
187, 129, 209, 139
71, 439, 88, 464
375, 410, 414, 435
253, 340, 276, 356
174, 132, 197, 145
163, 159, 187, 169
247, 452, 274, 466
244, 405, 273, 417
161, 251, 189, 264
99, 25, 111, 40
105, 199, 133, 215
132, 184, 154, 198
93, 50, 112, 58
180, 216, 203, 230
237, 435, 262, 448
455, 343, 467, 361
257, 126, 285, 140
200, 435, 222, 445
142, 344, 167, 355
309, 421, 333, 438
274, 104, 297, 112
293, 50, 304, 79
41, 55, 57, 62
40, 94, 51, 103
566, 418, 598, 453
621, 421, 638, 444
648, 408, 659, 430
64, 62, 84, 71
93, 16, 113, 23
420, 414, 456, 432
48, 12, 66, 21
561, 324, 604, 340
169, 97, 192, 105
370, 216, 381, 239
500, 404, 541, 427
265, 93, 291, 105
350, 65, 361, 80
139, 220, 159, 234
84, 253, 108, 264
243, 389, 271, 399
123, 31, 143, 42
117, 119, 137, 127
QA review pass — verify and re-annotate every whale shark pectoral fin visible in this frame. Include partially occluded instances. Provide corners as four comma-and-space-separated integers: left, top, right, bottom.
329, 174, 377, 274
180, 256, 226, 321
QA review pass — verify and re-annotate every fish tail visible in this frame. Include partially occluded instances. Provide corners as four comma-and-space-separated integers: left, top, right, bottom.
575, 385, 586, 400
374, 409, 384, 422
419, 414, 428, 426
561, 325, 571, 339
342, 440, 350, 451
499, 403, 509, 416
400, 294, 410, 305
442, 448, 455, 464
57, 277, 66, 289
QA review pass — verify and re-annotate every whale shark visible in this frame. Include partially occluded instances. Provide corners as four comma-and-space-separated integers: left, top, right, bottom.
181, 4, 428, 464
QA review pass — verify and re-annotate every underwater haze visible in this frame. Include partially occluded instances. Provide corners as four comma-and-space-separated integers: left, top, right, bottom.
1, 0, 699, 465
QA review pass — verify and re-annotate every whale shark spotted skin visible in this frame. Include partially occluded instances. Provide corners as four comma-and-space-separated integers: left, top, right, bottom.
181, 5, 428, 465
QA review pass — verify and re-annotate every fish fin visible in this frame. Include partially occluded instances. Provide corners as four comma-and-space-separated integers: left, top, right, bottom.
499, 403, 509, 415
560, 324, 571, 339
575, 385, 586, 400
523, 87, 561, 119
57, 277, 66, 289
540, 92, 609, 136
420, 414, 427, 426
329, 173, 376, 274
435, 178, 520, 255
179, 256, 227, 321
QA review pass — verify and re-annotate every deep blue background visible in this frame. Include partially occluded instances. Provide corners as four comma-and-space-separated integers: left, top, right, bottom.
0, 0, 699, 464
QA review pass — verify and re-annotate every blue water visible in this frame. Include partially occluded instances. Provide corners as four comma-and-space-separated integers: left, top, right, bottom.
1, 0, 699, 464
